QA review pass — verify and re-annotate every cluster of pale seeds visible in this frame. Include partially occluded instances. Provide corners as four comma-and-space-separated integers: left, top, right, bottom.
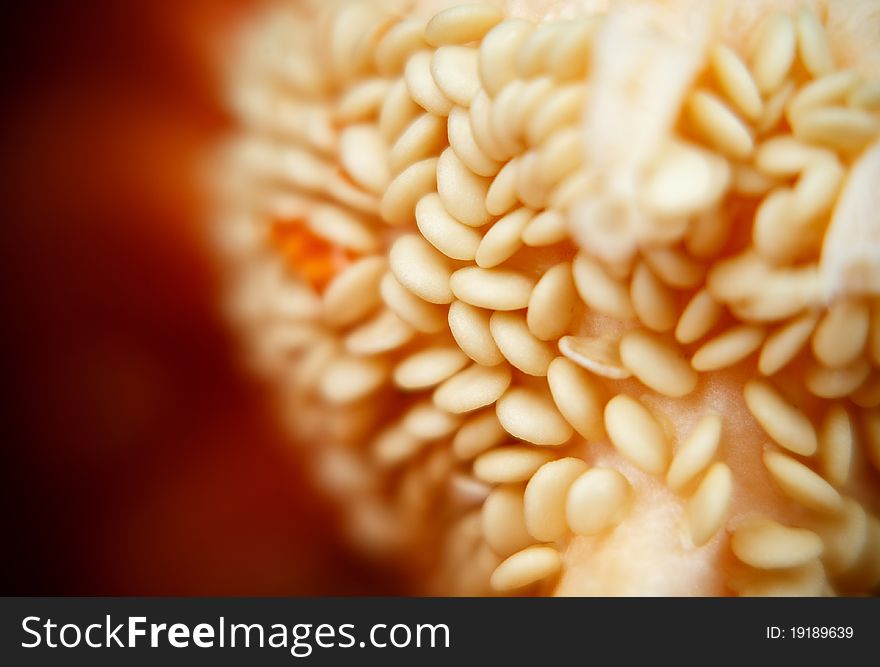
218, 0, 880, 595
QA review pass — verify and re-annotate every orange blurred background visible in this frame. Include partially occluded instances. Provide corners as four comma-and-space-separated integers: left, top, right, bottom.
1, 1, 404, 594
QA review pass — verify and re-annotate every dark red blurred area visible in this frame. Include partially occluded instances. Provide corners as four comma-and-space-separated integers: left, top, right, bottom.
0, 2, 403, 594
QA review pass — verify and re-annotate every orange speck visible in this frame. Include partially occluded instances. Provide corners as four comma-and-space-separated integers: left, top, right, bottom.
271, 217, 357, 292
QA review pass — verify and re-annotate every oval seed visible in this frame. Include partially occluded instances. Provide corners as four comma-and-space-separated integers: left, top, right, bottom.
787, 69, 861, 124
790, 154, 844, 224
415, 192, 482, 261
795, 6, 834, 78
448, 299, 504, 365
754, 135, 832, 178
630, 262, 677, 332
666, 413, 723, 492
710, 44, 762, 120
294, 339, 338, 393
482, 483, 534, 557
572, 254, 635, 320
308, 204, 378, 254
327, 2, 384, 79
374, 18, 426, 76
527, 263, 576, 341
763, 450, 842, 515
379, 78, 421, 142
545, 17, 598, 79
848, 515, 880, 591
348, 15, 390, 75
709, 252, 774, 306
496, 78, 555, 150
731, 517, 823, 569
319, 356, 388, 405
753, 188, 799, 264
262, 141, 329, 190
323, 256, 386, 327
792, 106, 880, 153
490, 545, 562, 592
731, 164, 776, 197
469, 89, 509, 161
750, 12, 796, 94
485, 79, 525, 153
514, 151, 548, 209
373, 426, 423, 467
434, 362, 512, 414
516, 23, 561, 77
473, 446, 555, 484
496, 387, 574, 447
425, 3, 503, 46
393, 346, 469, 390
732, 559, 825, 597
643, 247, 705, 289
380, 157, 439, 226
449, 474, 490, 509
675, 289, 722, 345
743, 380, 817, 456
566, 468, 631, 536
257, 323, 319, 361
758, 310, 819, 375
848, 80, 880, 111
546, 357, 605, 441
757, 78, 796, 134
729, 280, 812, 319
389, 234, 454, 304
437, 147, 493, 227
822, 141, 880, 305
404, 50, 453, 116
485, 157, 519, 215
805, 357, 871, 399
691, 325, 765, 372
643, 140, 731, 220
549, 170, 592, 209
812, 299, 869, 368
431, 46, 481, 107
522, 209, 567, 247
448, 106, 501, 177
686, 90, 754, 160
489, 311, 555, 376
271, 281, 322, 322
379, 272, 447, 334
453, 409, 507, 459
524, 457, 589, 542
686, 462, 733, 547
450, 266, 535, 310
811, 497, 868, 576
558, 335, 631, 380
345, 309, 414, 355
339, 124, 389, 195
389, 113, 447, 174
619, 329, 698, 398
475, 207, 533, 268
402, 402, 461, 441
478, 19, 534, 97
525, 84, 584, 145
537, 127, 582, 188
604, 395, 670, 475
818, 404, 853, 487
